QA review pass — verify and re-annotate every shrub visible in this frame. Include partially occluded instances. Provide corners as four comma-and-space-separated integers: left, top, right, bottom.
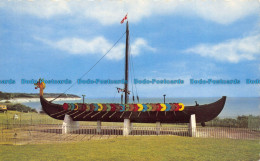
209, 115, 260, 128
7, 103, 37, 113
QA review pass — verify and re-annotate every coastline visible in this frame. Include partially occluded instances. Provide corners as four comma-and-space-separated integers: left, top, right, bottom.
0, 97, 81, 103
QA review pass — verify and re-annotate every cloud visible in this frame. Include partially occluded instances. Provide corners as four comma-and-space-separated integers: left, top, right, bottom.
4, 0, 71, 18
0, 1, 4, 7
187, 0, 260, 25
35, 36, 155, 60
184, 34, 260, 63
1, 0, 259, 25
131, 38, 156, 56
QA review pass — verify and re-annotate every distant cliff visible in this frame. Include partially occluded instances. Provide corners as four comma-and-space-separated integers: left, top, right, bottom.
0, 91, 80, 100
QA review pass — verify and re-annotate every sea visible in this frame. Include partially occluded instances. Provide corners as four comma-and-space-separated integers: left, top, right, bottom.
23, 97, 260, 118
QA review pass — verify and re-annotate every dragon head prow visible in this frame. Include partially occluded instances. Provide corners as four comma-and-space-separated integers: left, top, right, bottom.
34, 78, 45, 96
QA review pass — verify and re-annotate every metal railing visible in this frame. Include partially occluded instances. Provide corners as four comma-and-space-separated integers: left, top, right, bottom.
0, 113, 259, 144
0, 123, 259, 145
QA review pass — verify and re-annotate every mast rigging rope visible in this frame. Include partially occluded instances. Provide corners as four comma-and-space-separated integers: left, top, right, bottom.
128, 32, 139, 103
50, 31, 126, 102
128, 35, 135, 103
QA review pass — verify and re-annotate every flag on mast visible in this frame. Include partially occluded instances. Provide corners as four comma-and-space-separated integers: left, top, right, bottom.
120, 14, 128, 24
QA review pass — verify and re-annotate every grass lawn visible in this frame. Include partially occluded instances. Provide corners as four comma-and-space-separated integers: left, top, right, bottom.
0, 136, 259, 161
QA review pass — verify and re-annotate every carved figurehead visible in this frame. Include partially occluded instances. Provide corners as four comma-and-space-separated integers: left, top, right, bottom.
34, 79, 46, 96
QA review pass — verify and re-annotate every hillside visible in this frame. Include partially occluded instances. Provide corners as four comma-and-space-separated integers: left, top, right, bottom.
0, 91, 80, 100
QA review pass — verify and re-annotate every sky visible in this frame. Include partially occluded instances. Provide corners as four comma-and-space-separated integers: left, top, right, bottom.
0, 0, 260, 98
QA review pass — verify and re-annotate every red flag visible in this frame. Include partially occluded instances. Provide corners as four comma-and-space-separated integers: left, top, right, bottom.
120, 14, 127, 24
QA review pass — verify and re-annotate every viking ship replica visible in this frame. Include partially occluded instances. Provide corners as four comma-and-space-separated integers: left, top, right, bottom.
36, 18, 226, 125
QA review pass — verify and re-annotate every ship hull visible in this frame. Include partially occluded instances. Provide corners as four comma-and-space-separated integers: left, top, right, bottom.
40, 96, 226, 123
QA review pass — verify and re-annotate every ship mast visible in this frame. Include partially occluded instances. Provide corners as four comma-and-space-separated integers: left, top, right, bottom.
124, 21, 129, 104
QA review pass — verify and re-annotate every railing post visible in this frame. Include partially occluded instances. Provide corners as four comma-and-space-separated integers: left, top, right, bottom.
19, 113, 21, 127
156, 121, 161, 135
97, 121, 101, 134
1, 125, 3, 142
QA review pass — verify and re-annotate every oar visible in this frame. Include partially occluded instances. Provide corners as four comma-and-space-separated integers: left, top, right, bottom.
91, 111, 101, 118
74, 111, 86, 119
129, 112, 132, 119
50, 110, 66, 116
138, 112, 141, 117
156, 111, 158, 117
109, 112, 117, 118
70, 111, 79, 116
120, 112, 125, 118
182, 111, 189, 116
57, 111, 73, 118
83, 111, 93, 118
148, 111, 150, 117
101, 111, 108, 118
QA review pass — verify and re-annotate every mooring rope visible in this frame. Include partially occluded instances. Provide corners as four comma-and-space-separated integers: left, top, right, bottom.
50, 31, 126, 102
